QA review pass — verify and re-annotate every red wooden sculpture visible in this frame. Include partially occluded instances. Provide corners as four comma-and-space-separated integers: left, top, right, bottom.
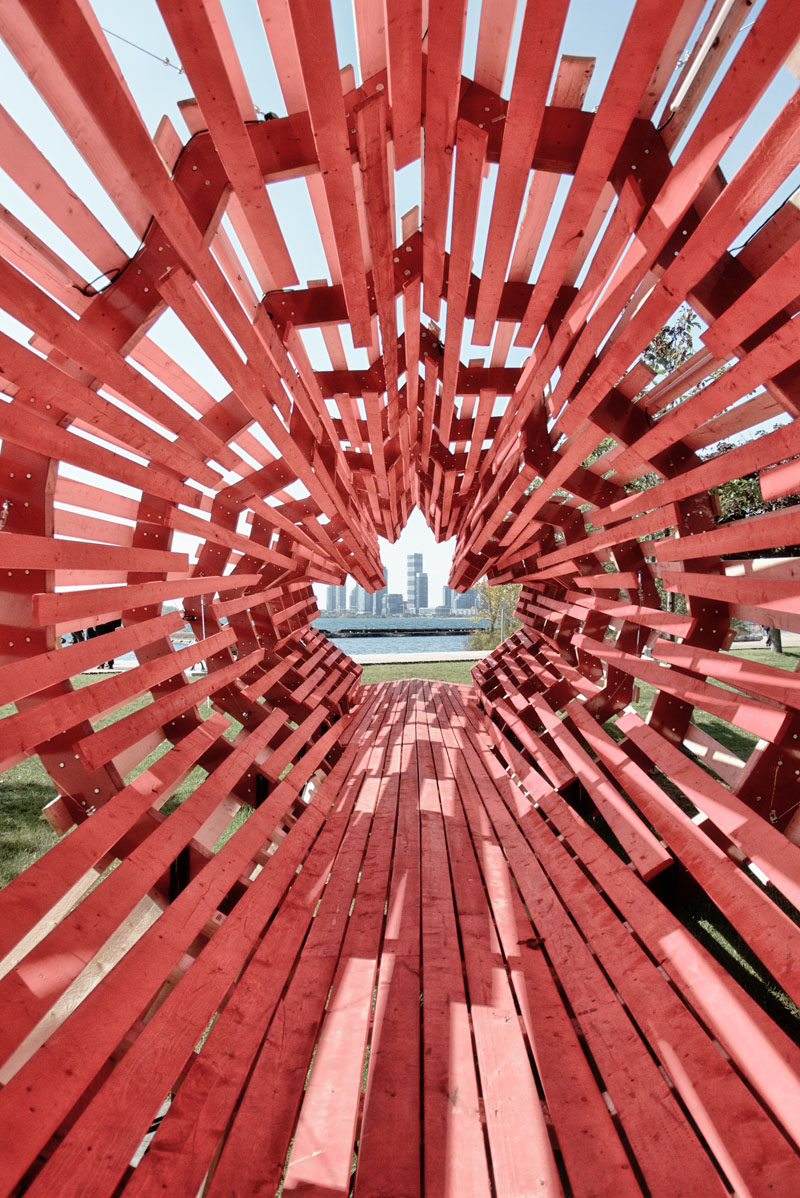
2, 1, 800, 1192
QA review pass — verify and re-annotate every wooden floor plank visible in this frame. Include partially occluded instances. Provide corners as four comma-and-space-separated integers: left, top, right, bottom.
421, 683, 563, 1196
12, 691, 393, 1198
444, 689, 728, 1196
278, 682, 415, 1195
435, 685, 641, 1197
111, 684, 396, 1198
413, 684, 493, 1198
9, 681, 799, 1196
205, 683, 410, 1196
354, 681, 423, 1196
453, 688, 800, 1195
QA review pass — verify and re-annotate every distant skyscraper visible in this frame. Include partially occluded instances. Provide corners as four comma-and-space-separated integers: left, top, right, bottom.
387, 593, 404, 615
374, 566, 389, 616
326, 584, 347, 612
443, 585, 455, 611
455, 588, 478, 611
349, 585, 360, 612
415, 572, 428, 610
407, 553, 423, 612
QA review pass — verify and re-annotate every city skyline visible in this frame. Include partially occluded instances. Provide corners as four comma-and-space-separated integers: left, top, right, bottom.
313, 507, 457, 611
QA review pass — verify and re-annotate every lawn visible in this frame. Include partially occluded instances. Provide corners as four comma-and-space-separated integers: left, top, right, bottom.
0, 673, 203, 888
360, 660, 475, 686
626, 645, 800, 759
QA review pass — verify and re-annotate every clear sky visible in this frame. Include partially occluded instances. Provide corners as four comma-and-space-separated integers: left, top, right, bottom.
1, 0, 796, 603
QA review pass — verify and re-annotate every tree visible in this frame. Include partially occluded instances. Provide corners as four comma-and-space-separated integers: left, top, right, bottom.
642, 303, 700, 376
709, 446, 800, 654
469, 581, 522, 651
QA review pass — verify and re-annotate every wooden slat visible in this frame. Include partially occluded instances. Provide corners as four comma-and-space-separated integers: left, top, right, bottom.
471, 0, 569, 342
23, 686, 392, 1198
2, 2, 800, 1190
286, 0, 372, 344
422, 0, 468, 319
157, 0, 297, 288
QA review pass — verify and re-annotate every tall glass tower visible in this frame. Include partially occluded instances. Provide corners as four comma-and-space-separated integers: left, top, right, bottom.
406, 553, 423, 612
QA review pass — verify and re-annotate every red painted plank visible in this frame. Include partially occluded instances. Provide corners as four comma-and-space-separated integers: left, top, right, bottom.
616, 711, 800, 916
412, 686, 493, 1196
423, 684, 562, 1196
0, 104, 124, 269
446, 692, 726, 1194
0, 628, 235, 771
356, 93, 399, 408
568, 698, 800, 1010
354, 684, 424, 1195
471, 0, 569, 343
515, 0, 698, 346
24, 687, 391, 1198
422, 0, 468, 319
0, 612, 181, 707
32, 573, 260, 630
286, 0, 372, 344
438, 685, 640, 1196
208, 686, 409, 1195
76, 649, 263, 771
385, 0, 422, 167
0, 713, 229, 964
575, 632, 791, 742
157, 0, 297, 288
439, 120, 488, 445
523, 690, 673, 880
518, 783, 799, 1192
0, 398, 204, 510
0, 531, 187, 574
502, 716, 800, 1158
0, 708, 360, 1192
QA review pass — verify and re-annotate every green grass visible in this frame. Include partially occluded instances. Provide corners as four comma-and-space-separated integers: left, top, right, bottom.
0, 763, 60, 888
0, 673, 206, 889
627, 646, 800, 759
359, 661, 475, 686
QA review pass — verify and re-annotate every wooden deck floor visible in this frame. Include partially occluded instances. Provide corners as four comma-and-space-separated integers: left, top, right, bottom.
3, 680, 800, 1196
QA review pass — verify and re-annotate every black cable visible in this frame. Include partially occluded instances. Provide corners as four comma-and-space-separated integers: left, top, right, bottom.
730, 193, 794, 254
74, 265, 124, 297
101, 26, 183, 74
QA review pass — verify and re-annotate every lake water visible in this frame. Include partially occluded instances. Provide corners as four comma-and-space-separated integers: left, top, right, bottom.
111, 631, 472, 668
329, 634, 471, 655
